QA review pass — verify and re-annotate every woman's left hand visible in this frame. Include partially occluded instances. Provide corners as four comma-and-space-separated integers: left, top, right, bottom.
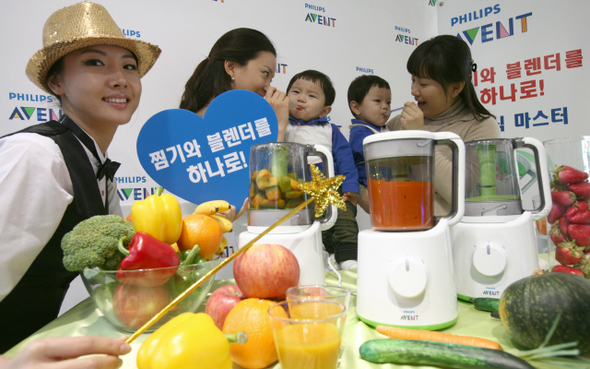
400, 102, 424, 130
220, 197, 248, 222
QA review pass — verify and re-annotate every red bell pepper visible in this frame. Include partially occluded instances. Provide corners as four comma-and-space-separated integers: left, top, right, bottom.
117, 232, 180, 287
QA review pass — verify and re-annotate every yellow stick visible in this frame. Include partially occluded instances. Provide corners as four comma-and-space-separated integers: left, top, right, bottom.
126, 197, 315, 343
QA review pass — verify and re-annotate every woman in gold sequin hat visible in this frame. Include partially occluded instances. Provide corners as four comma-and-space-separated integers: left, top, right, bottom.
0, 2, 159, 362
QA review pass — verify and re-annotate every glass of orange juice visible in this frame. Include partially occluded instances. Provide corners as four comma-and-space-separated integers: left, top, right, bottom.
268, 299, 346, 369
286, 284, 350, 363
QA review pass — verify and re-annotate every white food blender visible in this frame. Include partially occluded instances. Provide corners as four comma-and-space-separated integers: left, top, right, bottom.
238, 142, 337, 285
357, 131, 465, 330
451, 138, 552, 301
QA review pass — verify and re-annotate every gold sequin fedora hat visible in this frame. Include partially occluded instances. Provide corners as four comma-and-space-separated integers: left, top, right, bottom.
26, 1, 161, 93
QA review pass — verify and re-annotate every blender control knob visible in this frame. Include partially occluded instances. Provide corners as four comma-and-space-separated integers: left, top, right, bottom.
388, 259, 427, 299
472, 244, 507, 277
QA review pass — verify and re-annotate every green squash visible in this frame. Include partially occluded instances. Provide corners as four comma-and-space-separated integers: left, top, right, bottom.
499, 272, 590, 354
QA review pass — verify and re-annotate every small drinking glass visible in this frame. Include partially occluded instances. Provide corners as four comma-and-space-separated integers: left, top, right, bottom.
268, 299, 346, 369
286, 284, 351, 365
286, 285, 350, 312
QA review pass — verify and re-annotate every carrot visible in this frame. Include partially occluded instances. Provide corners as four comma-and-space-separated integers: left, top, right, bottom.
375, 325, 503, 351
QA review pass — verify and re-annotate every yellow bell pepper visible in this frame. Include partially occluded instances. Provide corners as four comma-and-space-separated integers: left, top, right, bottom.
137, 312, 246, 369
131, 186, 182, 245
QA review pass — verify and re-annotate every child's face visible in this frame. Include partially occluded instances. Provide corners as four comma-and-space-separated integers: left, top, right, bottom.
288, 78, 331, 123
48, 44, 141, 131
411, 75, 458, 118
353, 85, 391, 127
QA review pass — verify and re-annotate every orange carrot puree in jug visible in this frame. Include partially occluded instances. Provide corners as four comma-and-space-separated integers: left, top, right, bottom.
368, 178, 433, 231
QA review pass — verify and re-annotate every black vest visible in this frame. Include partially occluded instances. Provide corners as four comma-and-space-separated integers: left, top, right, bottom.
0, 121, 107, 353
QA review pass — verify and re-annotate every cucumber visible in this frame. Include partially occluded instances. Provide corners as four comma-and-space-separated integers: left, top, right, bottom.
472, 297, 500, 312
359, 339, 534, 369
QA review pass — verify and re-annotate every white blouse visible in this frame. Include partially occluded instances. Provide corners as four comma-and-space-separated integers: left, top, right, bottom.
0, 132, 122, 302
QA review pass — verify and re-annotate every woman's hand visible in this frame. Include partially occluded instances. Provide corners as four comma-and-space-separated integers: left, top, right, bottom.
265, 87, 290, 141
220, 197, 248, 222
0, 336, 131, 369
400, 102, 424, 130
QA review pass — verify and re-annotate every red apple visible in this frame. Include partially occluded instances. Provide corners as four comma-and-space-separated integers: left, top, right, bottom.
205, 284, 246, 329
112, 284, 170, 329
233, 243, 300, 299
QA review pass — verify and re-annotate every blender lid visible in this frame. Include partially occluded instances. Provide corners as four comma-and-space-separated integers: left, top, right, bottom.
363, 130, 439, 146
465, 138, 515, 146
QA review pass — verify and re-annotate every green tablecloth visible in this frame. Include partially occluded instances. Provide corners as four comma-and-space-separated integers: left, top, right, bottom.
5, 270, 589, 368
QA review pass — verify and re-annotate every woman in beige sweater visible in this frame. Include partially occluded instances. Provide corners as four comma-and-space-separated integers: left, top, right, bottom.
385, 35, 501, 215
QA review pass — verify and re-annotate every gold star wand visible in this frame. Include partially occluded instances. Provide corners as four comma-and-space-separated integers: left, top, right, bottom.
126, 164, 346, 343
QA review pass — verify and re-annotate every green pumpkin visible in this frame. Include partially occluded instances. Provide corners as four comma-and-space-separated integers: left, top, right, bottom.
499, 272, 590, 354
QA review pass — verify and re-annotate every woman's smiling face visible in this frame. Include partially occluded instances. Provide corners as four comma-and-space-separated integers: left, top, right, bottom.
48, 44, 142, 130
229, 51, 276, 97
410, 75, 459, 118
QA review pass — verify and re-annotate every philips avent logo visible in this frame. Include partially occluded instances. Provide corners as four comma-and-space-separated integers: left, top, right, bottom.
305, 3, 336, 27
394, 26, 418, 46
400, 310, 419, 321
121, 29, 141, 38
117, 179, 158, 202
8, 92, 62, 122
451, 5, 533, 45
483, 287, 500, 296
356, 67, 374, 75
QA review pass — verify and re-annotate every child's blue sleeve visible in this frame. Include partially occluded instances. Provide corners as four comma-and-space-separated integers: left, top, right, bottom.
349, 127, 373, 186
331, 125, 360, 194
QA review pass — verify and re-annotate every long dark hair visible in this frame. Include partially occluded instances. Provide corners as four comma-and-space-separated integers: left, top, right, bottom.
179, 28, 276, 113
407, 35, 494, 121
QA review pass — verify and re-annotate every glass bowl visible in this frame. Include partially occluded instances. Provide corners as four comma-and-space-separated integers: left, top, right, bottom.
80, 258, 219, 333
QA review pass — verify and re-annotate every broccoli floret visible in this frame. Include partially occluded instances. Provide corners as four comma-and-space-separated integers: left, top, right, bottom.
61, 215, 135, 271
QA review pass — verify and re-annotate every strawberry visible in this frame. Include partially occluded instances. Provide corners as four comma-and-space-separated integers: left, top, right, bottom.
566, 201, 590, 224
551, 190, 577, 207
552, 265, 585, 277
569, 181, 590, 199
554, 165, 589, 185
558, 216, 569, 239
567, 223, 590, 247
547, 203, 566, 224
555, 241, 584, 265
550, 229, 566, 246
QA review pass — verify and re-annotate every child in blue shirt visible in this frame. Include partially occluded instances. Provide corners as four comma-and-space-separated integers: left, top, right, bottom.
283, 70, 360, 270
348, 75, 391, 213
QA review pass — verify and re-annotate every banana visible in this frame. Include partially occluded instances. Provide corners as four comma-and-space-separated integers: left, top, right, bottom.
193, 200, 231, 215
209, 214, 233, 233
216, 235, 228, 256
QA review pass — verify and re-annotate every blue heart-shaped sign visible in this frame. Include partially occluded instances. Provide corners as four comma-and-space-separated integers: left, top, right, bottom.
136, 90, 278, 206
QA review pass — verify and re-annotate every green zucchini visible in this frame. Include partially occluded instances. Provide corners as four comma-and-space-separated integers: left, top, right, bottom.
472, 297, 500, 312
359, 339, 534, 369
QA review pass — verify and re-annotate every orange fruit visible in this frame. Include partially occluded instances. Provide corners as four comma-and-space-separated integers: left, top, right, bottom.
177, 213, 223, 259
222, 298, 284, 369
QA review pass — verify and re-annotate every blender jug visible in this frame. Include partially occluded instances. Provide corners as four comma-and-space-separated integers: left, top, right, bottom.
247, 142, 335, 231
464, 138, 551, 219
363, 131, 465, 231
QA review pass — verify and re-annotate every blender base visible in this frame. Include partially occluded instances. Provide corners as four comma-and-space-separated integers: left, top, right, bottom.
356, 220, 459, 330
238, 220, 326, 285
451, 212, 540, 300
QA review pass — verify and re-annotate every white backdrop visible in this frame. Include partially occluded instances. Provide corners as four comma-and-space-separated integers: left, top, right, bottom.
1, 0, 587, 310
1, 0, 438, 219
438, 0, 589, 142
